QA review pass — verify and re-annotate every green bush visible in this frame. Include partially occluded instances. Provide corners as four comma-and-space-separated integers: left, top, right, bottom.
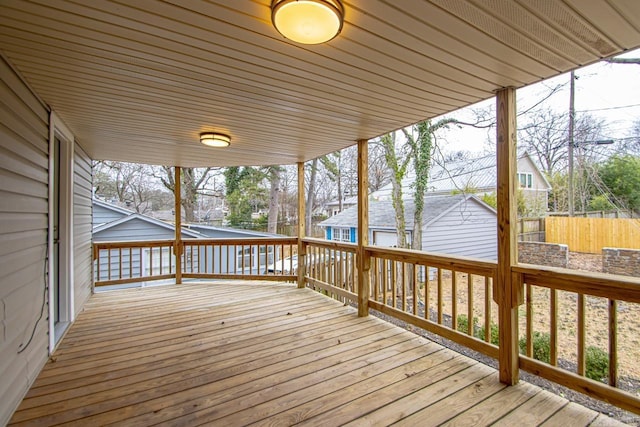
476, 323, 500, 346
456, 315, 500, 345
456, 314, 476, 335
585, 346, 609, 382
519, 331, 551, 363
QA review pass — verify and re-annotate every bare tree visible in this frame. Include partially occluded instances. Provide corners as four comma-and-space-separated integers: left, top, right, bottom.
157, 166, 218, 222
379, 131, 409, 248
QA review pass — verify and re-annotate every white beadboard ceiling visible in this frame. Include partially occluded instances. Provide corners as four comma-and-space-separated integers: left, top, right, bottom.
1, 0, 639, 167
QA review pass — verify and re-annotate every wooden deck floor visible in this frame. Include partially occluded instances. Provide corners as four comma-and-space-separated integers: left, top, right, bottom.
10, 281, 626, 426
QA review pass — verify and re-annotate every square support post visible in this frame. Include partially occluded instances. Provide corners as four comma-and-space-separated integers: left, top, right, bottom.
495, 87, 522, 385
297, 162, 306, 288
174, 166, 182, 285
357, 139, 370, 317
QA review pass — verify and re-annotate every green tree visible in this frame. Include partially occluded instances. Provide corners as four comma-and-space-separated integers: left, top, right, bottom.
598, 155, 640, 213
224, 167, 268, 228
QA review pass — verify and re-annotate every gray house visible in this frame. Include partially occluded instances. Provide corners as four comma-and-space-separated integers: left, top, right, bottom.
320, 194, 498, 260
93, 200, 282, 281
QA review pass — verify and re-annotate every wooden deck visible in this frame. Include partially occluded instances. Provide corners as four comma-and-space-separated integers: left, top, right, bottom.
10, 281, 626, 426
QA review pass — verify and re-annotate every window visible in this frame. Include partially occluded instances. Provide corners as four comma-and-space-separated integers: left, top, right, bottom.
332, 227, 351, 242
518, 172, 533, 188
236, 245, 274, 271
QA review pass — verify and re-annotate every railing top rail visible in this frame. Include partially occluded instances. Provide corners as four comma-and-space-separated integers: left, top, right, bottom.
365, 245, 497, 277
182, 236, 298, 245
302, 237, 357, 252
515, 264, 640, 303
94, 239, 175, 248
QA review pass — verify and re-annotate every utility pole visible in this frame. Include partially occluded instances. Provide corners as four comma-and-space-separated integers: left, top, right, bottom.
568, 70, 576, 217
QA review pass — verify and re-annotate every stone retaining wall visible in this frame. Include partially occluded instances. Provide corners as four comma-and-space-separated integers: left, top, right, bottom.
518, 241, 568, 268
603, 248, 640, 277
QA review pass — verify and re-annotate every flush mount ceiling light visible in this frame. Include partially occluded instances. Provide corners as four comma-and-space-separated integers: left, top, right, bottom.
271, 0, 344, 44
200, 132, 231, 148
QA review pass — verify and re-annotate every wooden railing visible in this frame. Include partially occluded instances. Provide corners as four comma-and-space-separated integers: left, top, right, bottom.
514, 264, 640, 414
92, 237, 640, 414
181, 237, 298, 281
302, 238, 357, 302
365, 246, 499, 359
93, 237, 298, 286
93, 240, 176, 286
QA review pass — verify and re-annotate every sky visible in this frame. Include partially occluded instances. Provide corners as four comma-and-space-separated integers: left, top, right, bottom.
435, 48, 640, 155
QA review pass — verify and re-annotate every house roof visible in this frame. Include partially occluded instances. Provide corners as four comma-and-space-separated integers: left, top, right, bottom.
92, 198, 135, 219
1, 2, 638, 167
93, 213, 205, 239
320, 194, 495, 230
372, 152, 551, 201
184, 224, 284, 238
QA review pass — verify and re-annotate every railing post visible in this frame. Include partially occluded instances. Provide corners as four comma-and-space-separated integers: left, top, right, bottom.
175, 166, 182, 285
495, 87, 523, 385
357, 139, 370, 317
297, 162, 306, 288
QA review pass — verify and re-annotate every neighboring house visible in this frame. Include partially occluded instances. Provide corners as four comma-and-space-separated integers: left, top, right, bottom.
320, 194, 498, 260
93, 200, 282, 281
372, 152, 551, 216
185, 224, 283, 274
324, 195, 358, 217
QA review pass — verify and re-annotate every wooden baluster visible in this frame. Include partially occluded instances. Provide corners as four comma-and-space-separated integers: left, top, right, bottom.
391, 260, 397, 309
577, 293, 585, 375
96, 248, 101, 282
526, 284, 533, 357
609, 299, 618, 387
424, 267, 431, 320
411, 264, 420, 316
452, 270, 458, 331
468, 273, 474, 336
118, 247, 123, 279
550, 288, 558, 366
401, 262, 407, 311
382, 259, 388, 306
485, 276, 491, 343
437, 268, 443, 324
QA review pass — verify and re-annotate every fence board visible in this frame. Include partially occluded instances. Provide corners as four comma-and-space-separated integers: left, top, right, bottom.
545, 217, 640, 254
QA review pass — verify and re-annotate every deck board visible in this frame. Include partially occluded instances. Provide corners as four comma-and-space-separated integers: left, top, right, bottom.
9, 281, 628, 426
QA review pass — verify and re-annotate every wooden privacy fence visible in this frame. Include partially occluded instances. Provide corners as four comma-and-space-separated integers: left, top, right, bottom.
546, 217, 640, 253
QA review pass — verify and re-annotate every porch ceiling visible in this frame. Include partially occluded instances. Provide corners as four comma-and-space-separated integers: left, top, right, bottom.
1, 1, 640, 167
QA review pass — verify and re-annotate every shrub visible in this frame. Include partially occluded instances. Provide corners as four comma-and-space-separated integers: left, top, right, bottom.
476, 322, 500, 346
585, 346, 609, 382
456, 314, 476, 335
519, 331, 551, 363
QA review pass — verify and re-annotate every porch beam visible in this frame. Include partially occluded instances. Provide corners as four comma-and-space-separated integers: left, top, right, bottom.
495, 87, 522, 385
297, 162, 306, 288
357, 139, 370, 317
175, 166, 182, 285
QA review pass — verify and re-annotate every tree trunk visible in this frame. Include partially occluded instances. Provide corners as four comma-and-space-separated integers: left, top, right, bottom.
380, 132, 407, 248
305, 158, 318, 236
267, 167, 281, 234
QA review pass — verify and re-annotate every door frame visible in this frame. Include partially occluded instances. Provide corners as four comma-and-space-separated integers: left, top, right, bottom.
48, 111, 75, 352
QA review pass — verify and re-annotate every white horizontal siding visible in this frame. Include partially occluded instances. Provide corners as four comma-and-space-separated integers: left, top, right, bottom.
423, 202, 497, 260
0, 56, 49, 425
74, 143, 93, 314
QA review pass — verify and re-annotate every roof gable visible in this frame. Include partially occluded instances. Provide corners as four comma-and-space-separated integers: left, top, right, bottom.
320, 194, 495, 230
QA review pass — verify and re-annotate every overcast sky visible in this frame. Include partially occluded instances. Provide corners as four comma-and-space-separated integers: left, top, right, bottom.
435, 48, 640, 155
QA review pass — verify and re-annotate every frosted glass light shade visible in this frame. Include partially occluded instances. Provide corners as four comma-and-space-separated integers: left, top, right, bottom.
272, 0, 344, 44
